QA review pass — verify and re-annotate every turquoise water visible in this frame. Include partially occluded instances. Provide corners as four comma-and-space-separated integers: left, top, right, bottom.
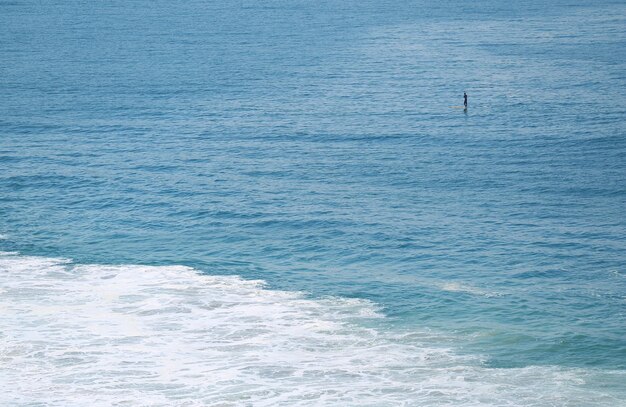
1, 0, 625, 405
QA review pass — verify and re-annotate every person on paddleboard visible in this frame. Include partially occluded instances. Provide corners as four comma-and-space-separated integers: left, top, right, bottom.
464, 92, 468, 108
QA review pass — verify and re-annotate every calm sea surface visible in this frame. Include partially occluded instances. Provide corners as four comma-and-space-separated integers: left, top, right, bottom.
1, 0, 625, 405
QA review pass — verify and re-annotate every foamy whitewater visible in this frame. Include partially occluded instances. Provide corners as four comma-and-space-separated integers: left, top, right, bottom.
1, 252, 623, 406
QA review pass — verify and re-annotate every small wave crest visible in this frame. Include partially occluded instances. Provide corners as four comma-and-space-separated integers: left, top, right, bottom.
439, 281, 502, 297
0, 253, 623, 406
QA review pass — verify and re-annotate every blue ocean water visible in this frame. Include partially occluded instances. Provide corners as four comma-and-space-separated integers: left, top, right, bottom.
1, 0, 625, 405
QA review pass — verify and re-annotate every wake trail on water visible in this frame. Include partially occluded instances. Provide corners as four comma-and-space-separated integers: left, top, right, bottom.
0, 252, 623, 406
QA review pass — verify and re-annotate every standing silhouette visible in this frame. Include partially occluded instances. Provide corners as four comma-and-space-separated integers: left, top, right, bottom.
464, 92, 468, 108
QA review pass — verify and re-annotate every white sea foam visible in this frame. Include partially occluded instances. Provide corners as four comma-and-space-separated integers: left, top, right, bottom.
0, 253, 623, 406
439, 281, 501, 297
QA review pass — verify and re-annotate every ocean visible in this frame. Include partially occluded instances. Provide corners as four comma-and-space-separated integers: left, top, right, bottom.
1, 0, 625, 405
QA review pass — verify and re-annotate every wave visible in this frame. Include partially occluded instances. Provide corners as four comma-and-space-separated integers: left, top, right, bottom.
0, 252, 623, 406
438, 281, 502, 297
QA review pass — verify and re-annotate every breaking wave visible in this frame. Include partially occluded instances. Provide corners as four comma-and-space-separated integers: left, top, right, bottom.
0, 253, 623, 406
